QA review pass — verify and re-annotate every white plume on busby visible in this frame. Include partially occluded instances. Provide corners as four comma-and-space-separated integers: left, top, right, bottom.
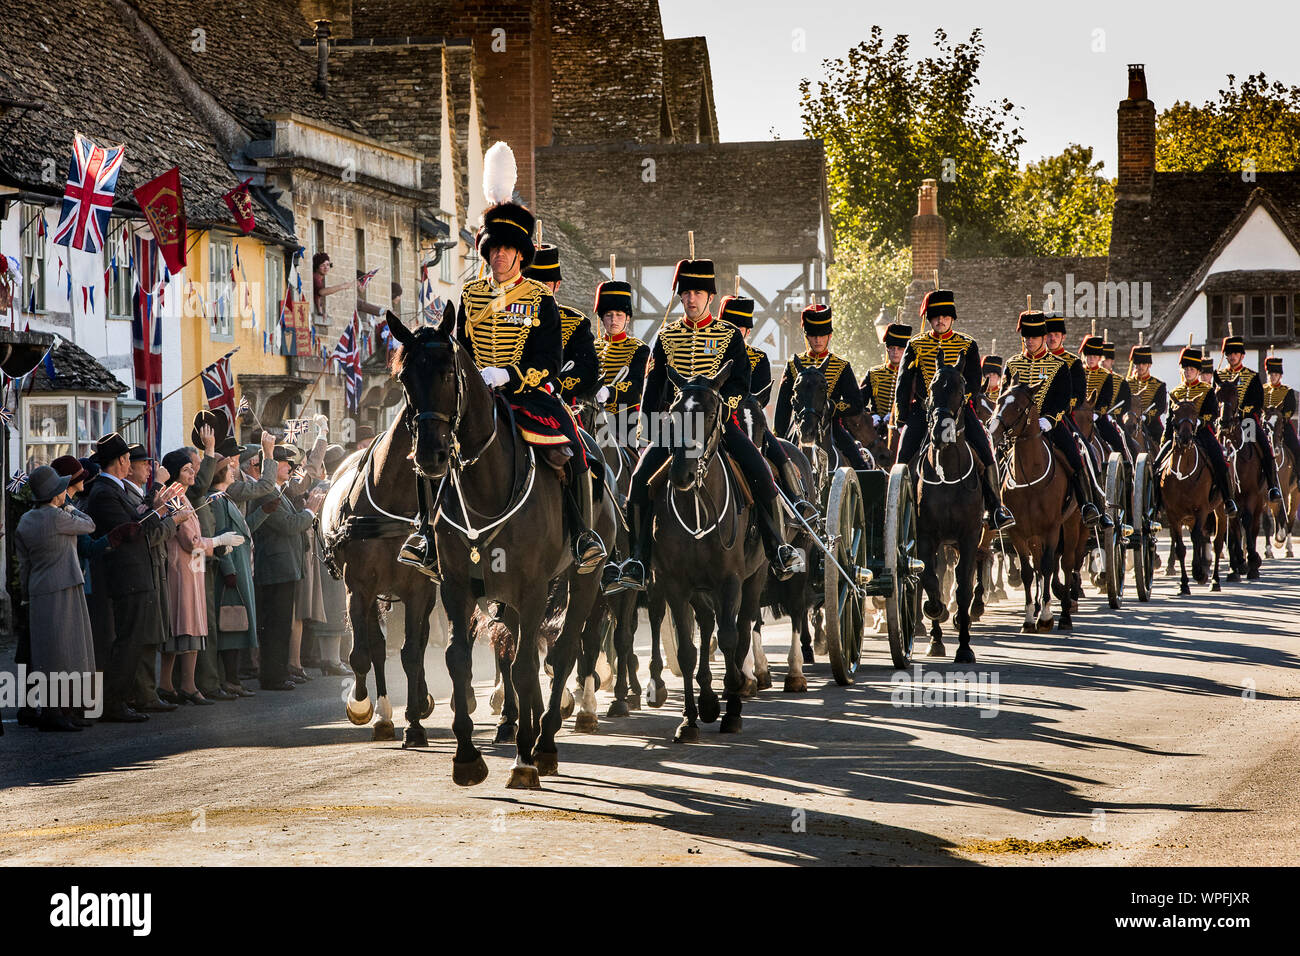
483, 141, 518, 206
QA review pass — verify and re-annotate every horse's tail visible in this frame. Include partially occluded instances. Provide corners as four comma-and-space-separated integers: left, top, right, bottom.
537, 579, 569, 651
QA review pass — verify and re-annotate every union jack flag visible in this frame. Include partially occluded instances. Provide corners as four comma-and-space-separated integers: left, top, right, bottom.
358, 267, 380, 290
238, 396, 252, 418
7, 470, 28, 494
0, 406, 13, 429
201, 349, 238, 425
52, 132, 125, 254
334, 313, 363, 413
131, 235, 164, 458
283, 418, 311, 443
290, 464, 307, 483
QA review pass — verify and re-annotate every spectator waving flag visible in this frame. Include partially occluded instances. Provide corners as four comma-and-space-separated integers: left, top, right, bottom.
333, 313, 362, 413
0, 405, 13, 429
7, 470, 28, 494
357, 267, 380, 290
201, 348, 239, 424
53, 132, 126, 254
131, 235, 164, 458
284, 418, 311, 443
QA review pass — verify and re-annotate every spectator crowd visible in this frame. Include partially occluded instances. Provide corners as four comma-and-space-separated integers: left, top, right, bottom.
9, 409, 360, 731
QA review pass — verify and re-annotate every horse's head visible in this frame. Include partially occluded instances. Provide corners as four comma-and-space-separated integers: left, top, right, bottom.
1170, 398, 1198, 448
1216, 377, 1240, 436
789, 354, 832, 450
665, 361, 732, 491
386, 303, 459, 480
989, 379, 1036, 447
926, 361, 966, 445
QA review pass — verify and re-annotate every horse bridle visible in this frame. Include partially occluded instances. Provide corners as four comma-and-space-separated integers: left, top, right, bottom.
402, 336, 497, 473
671, 380, 728, 488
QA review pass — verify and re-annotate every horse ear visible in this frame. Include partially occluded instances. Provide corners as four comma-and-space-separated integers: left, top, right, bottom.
791, 355, 804, 375
385, 309, 415, 348
816, 354, 830, 373
438, 299, 456, 336
712, 359, 734, 390
666, 366, 687, 390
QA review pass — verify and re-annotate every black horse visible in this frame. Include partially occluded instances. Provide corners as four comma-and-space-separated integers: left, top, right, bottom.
386, 306, 607, 789
914, 362, 983, 663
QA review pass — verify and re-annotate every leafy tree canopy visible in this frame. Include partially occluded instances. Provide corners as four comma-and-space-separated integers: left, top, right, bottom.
1157, 72, 1300, 172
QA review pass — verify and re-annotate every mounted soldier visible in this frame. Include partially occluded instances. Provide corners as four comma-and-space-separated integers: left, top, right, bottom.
1217, 335, 1283, 501
590, 278, 649, 424
1126, 343, 1166, 451
1264, 354, 1300, 464
1042, 308, 1112, 522
1002, 310, 1105, 526
522, 241, 601, 409
861, 322, 910, 456
1153, 346, 1238, 516
1100, 338, 1136, 457
397, 143, 605, 578
895, 289, 1013, 529
613, 258, 804, 590
1079, 335, 1132, 464
773, 303, 873, 471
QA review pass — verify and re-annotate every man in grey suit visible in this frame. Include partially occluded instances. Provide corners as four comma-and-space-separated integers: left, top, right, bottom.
84, 433, 186, 722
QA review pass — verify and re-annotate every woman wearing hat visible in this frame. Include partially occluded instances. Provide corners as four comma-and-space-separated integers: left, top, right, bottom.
1219, 335, 1284, 501
209, 454, 261, 695
15, 465, 98, 731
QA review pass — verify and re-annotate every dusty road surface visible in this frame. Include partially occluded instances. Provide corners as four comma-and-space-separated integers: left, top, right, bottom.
2, 557, 1298, 866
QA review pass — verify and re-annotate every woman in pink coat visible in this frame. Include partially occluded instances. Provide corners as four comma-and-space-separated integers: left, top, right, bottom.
159, 448, 244, 705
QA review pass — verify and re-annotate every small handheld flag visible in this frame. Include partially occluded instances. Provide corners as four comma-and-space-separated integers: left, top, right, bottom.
7, 470, 29, 494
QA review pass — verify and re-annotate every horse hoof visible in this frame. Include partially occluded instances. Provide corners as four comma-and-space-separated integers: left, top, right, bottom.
953, 645, 976, 664
1247, 569, 1260, 580
372, 719, 395, 741
923, 600, 948, 622
628, 693, 642, 711
560, 688, 575, 720
489, 685, 504, 715
534, 751, 559, 777
926, 640, 946, 658
673, 722, 699, 743
719, 713, 742, 734
756, 671, 773, 691
784, 673, 808, 693
506, 766, 541, 790
401, 724, 428, 749
1037, 618, 1055, 633
970, 601, 985, 622
1226, 572, 1240, 583
494, 723, 516, 745
606, 699, 630, 718
1210, 581, 1222, 592
420, 693, 435, 720
1021, 623, 1037, 634
1179, 584, 1191, 595
740, 678, 758, 699
698, 694, 721, 724
1057, 617, 1073, 631
649, 680, 668, 708
345, 694, 373, 726
574, 712, 599, 733
452, 755, 489, 787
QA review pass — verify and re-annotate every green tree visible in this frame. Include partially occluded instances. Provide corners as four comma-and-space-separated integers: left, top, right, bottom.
1010, 145, 1114, 256
826, 237, 911, 369
1157, 73, 1300, 172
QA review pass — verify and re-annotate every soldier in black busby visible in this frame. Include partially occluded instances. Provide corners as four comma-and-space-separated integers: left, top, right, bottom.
1152, 346, 1238, 515
523, 242, 602, 407
1217, 335, 1283, 500
1263, 355, 1300, 464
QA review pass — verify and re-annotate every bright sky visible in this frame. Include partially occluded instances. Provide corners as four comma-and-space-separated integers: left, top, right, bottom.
658, 0, 1300, 174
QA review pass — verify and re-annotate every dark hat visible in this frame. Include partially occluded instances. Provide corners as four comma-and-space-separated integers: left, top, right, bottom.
1200, 354, 1214, 372
161, 448, 195, 482
522, 243, 561, 282
477, 202, 536, 267
215, 435, 243, 458
1179, 347, 1203, 368
1017, 310, 1047, 337
272, 444, 302, 464
1221, 335, 1246, 355
1101, 341, 1116, 360
27, 465, 70, 503
672, 259, 716, 296
1266, 356, 1283, 373
594, 280, 634, 317
801, 303, 833, 335
239, 444, 262, 464
77, 457, 101, 486
1080, 335, 1105, 357
982, 354, 1004, 374
1129, 345, 1153, 364
50, 454, 87, 486
356, 424, 376, 442
324, 443, 348, 475
191, 408, 230, 449
1043, 314, 1067, 335
717, 295, 755, 330
128, 443, 154, 462
920, 289, 957, 321
92, 431, 131, 466
883, 323, 912, 349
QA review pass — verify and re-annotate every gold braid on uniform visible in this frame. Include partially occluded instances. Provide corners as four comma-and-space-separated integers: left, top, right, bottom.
1005, 352, 1065, 418
907, 331, 975, 397
461, 276, 549, 384
661, 320, 743, 408
1084, 366, 1113, 413
1171, 380, 1213, 423
867, 362, 898, 415
797, 350, 849, 410
1131, 376, 1162, 415
599, 334, 646, 412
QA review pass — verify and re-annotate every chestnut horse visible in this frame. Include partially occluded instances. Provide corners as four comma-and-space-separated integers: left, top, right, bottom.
1265, 410, 1297, 559
1217, 381, 1266, 579
1160, 399, 1229, 594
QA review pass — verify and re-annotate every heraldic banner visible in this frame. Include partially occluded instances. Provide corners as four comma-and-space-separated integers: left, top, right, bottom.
133, 166, 187, 275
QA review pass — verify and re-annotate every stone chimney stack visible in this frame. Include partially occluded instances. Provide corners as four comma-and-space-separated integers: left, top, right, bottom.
313, 19, 331, 96
911, 179, 946, 281
1117, 64, 1155, 201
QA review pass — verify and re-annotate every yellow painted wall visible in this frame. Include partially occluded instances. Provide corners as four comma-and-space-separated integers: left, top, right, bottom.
179, 229, 292, 431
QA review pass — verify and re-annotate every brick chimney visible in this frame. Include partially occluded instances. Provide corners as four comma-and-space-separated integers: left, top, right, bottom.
313, 19, 331, 96
1117, 64, 1155, 201
911, 179, 946, 281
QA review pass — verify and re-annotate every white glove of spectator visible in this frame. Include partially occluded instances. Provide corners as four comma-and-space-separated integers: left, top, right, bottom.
214, 532, 246, 549
596, 385, 611, 404
1038, 417, 1052, 433
481, 367, 509, 389
314, 413, 330, 437
871, 414, 883, 427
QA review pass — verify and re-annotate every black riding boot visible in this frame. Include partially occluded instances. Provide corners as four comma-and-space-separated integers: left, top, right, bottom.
398, 526, 441, 581
778, 458, 819, 524
615, 501, 654, 591
979, 468, 1015, 530
1079, 455, 1112, 528
1259, 434, 1283, 500
756, 497, 805, 581
563, 475, 607, 574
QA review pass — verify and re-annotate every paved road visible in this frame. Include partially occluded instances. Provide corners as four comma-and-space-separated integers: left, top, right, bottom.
2, 558, 1298, 866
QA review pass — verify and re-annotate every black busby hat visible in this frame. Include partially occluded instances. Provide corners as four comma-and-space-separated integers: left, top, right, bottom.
1266, 356, 1283, 374
672, 259, 716, 296
1200, 354, 1215, 372
982, 354, 1004, 374
1017, 310, 1047, 337
1080, 335, 1105, 357
717, 295, 756, 330
883, 323, 912, 349
1130, 344, 1153, 365
594, 280, 634, 317
1179, 347, 1203, 368
920, 289, 957, 321
1101, 341, 1116, 360
92, 431, 131, 466
801, 303, 833, 335
1043, 314, 1067, 335
477, 143, 535, 267
522, 243, 561, 282
1221, 335, 1246, 355
191, 408, 230, 450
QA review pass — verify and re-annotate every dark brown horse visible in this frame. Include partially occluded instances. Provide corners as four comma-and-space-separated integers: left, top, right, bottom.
1265, 410, 1297, 559
1217, 381, 1265, 579
1160, 399, 1229, 593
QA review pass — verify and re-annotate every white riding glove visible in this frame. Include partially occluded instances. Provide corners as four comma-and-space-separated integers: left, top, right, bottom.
596, 385, 611, 404
871, 414, 882, 427
1038, 417, 1052, 433
481, 367, 509, 389
214, 532, 246, 549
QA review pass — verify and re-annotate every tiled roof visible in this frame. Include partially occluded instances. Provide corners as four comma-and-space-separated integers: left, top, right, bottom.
26, 336, 128, 395
0, 0, 290, 241
536, 139, 829, 262
550, 0, 666, 145
662, 37, 718, 144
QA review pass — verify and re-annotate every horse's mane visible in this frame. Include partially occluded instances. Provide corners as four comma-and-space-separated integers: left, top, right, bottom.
388, 326, 453, 376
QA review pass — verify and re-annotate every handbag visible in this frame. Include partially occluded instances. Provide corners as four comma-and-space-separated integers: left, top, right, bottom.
219, 593, 249, 632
